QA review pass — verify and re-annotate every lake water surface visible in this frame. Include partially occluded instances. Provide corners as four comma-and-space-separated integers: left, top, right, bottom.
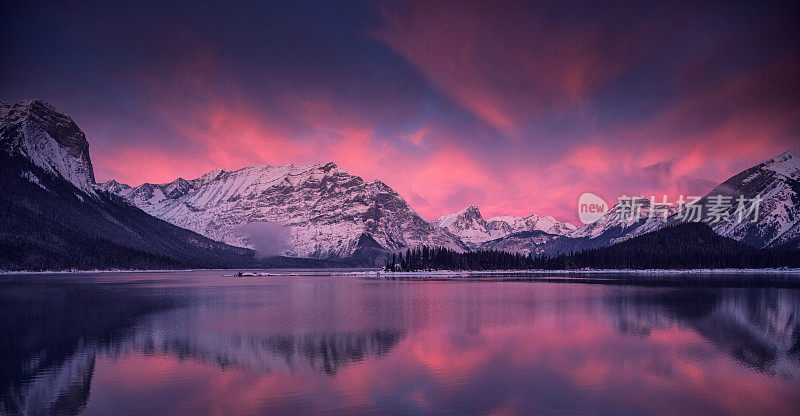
2, 271, 800, 415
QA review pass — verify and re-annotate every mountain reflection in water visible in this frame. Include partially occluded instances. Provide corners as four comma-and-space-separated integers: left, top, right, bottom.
605, 289, 800, 381
1, 271, 799, 415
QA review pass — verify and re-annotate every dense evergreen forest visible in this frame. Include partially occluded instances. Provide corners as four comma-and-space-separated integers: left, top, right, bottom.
385, 223, 800, 271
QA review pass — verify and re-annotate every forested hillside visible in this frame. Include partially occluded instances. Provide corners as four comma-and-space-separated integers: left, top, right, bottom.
386, 223, 800, 271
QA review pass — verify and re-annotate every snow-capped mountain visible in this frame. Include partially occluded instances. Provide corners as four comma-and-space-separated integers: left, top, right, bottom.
702, 150, 800, 248
1, 100, 96, 193
435, 206, 508, 247
100, 178, 132, 194
485, 196, 686, 256
476, 149, 799, 255
0, 99, 257, 271
492, 214, 578, 236
434, 202, 670, 256
104, 163, 468, 258
576, 150, 800, 249
435, 205, 576, 248
478, 230, 584, 255
567, 197, 678, 245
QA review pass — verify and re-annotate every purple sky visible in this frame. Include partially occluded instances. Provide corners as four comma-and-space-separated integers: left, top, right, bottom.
2, 0, 798, 222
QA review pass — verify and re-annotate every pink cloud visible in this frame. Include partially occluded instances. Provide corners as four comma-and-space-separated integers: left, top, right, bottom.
372, 1, 638, 134
84, 6, 798, 226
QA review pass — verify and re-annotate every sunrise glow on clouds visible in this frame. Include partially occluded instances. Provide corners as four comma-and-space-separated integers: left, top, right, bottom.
2, 0, 798, 222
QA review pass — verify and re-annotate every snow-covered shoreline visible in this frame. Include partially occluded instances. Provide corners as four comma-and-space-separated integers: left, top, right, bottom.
335, 268, 800, 277
0, 268, 205, 276
3, 267, 800, 278
0, 268, 373, 276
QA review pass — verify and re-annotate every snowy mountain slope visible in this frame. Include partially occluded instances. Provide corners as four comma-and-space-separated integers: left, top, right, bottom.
567, 150, 800, 249
488, 149, 800, 255
478, 230, 587, 256
463, 198, 675, 255
100, 179, 133, 195
700, 150, 800, 248
567, 197, 677, 245
1, 100, 96, 193
435, 205, 577, 248
0, 99, 259, 271
517, 214, 578, 235
6, 99, 796, 263
774, 221, 800, 250
105, 163, 468, 258
472, 150, 799, 255
435, 206, 509, 247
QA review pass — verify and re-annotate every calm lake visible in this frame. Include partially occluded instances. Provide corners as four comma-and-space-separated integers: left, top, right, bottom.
2, 270, 800, 415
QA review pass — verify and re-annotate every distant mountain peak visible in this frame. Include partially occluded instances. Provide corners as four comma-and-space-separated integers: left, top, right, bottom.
199, 167, 226, 182
435, 205, 484, 229
458, 205, 482, 218
100, 179, 132, 194
436, 205, 576, 247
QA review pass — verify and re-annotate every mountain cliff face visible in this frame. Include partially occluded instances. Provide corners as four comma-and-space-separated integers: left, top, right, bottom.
1, 100, 95, 192
104, 163, 468, 258
0, 100, 257, 271
435, 205, 577, 248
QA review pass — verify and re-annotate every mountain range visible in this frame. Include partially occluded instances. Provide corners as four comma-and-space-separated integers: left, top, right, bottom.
1, 99, 799, 270
436, 150, 800, 255
434, 205, 577, 248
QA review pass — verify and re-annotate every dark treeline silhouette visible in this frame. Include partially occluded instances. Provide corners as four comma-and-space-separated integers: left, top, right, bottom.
386, 223, 800, 271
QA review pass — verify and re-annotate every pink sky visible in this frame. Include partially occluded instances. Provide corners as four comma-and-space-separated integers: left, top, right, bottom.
3, 0, 798, 223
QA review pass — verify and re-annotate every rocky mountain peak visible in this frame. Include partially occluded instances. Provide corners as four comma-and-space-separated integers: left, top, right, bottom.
163, 177, 192, 198
101, 179, 132, 194
1, 100, 96, 191
320, 161, 338, 170
458, 205, 483, 221
436, 205, 578, 248
436, 205, 484, 228
760, 149, 799, 179
198, 168, 226, 184
6, 100, 95, 182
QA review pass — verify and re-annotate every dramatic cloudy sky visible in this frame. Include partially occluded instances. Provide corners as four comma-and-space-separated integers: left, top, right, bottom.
2, 0, 798, 222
